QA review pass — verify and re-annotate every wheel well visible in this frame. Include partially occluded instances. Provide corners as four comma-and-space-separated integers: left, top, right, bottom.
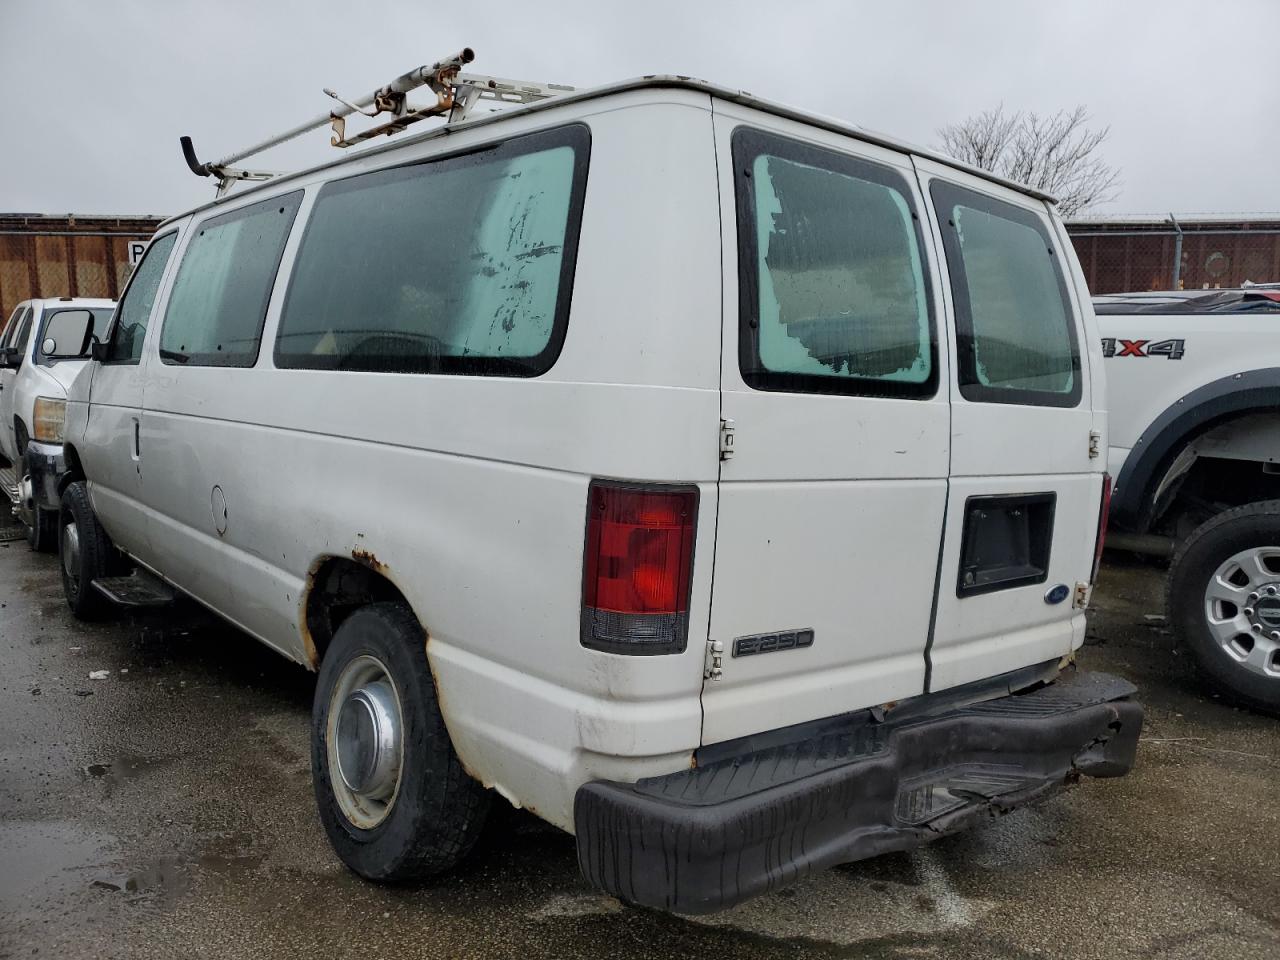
60, 443, 85, 492
1143, 410, 1280, 540
301, 556, 411, 669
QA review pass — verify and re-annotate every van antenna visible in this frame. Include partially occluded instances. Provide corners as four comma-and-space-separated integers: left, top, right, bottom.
179, 48, 574, 197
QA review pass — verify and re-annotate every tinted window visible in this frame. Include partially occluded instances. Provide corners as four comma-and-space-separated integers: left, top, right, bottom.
13, 309, 34, 355
1, 306, 23, 346
107, 232, 177, 363
733, 128, 936, 399
276, 125, 589, 375
931, 181, 1081, 407
161, 193, 302, 367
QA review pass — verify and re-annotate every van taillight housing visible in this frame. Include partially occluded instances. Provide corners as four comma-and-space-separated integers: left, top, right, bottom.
1091, 474, 1112, 584
581, 480, 698, 655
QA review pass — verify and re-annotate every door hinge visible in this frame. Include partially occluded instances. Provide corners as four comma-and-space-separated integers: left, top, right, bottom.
1073, 581, 1092, 609
704, 639, 724, 681
1088, 430, 1101, 459
719, 419, 736, 461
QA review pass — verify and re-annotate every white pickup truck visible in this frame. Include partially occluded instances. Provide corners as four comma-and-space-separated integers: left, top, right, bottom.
1097, 288, 1280, 712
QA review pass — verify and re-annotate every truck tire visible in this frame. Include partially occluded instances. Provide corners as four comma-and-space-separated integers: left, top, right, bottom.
58, 481, 122, 620
312, 602, 490, 881
1167, 500, 1280, 714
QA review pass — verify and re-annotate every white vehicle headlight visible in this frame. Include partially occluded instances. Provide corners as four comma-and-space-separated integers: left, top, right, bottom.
32, 397, 67, 444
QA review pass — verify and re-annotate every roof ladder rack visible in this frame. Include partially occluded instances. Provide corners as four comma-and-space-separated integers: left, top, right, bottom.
179, 48, 573, 196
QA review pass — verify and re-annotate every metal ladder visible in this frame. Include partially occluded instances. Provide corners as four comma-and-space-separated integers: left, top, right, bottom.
180, 48, 574, 196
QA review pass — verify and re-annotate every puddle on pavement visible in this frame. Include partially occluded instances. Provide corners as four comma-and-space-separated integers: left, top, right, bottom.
689, 847, 999, 947
80, 753, 172, 791
0, 820, 115, 904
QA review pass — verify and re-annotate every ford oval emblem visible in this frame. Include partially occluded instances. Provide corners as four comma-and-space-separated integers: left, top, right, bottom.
1044, 584, 1070, 605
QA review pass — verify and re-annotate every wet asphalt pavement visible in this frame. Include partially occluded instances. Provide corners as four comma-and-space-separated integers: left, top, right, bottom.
2, 524, 1279, 959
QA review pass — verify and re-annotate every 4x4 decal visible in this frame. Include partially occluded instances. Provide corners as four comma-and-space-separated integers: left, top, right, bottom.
1101, 337, 1186, 359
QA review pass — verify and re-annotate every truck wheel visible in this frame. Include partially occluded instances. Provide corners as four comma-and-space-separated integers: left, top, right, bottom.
26, 505, 57, 553
312, 602, 490, 881
1168, 501, 1280, 714
58, 481, 121, 620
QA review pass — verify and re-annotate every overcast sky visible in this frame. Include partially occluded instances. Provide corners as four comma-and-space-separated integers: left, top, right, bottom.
2, 0, 1277, 218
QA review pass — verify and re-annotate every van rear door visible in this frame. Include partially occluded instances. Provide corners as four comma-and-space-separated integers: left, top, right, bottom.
701, 108, 952, 746
912, 159, 1102, 693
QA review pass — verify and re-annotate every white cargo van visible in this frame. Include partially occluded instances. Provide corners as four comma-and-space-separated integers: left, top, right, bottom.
59, 68, 1140, 914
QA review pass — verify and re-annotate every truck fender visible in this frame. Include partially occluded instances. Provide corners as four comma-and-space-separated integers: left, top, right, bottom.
1112, 367, 1280, 533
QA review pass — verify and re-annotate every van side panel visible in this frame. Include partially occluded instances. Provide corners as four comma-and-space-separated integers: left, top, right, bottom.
133, 94, 723, 831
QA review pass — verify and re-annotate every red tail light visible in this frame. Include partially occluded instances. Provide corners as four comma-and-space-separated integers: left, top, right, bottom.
1091, 473, 1112, 584
581, 480, 698, 654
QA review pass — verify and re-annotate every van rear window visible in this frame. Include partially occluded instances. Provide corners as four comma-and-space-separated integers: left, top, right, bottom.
275, 124, 590, 376
930, 181, 1081, 407
733, 128, 937, 399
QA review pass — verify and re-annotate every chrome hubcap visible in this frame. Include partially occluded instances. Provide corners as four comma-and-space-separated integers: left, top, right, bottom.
61, 521, 80, 580
327, 655, 403, 829
1203, 546, 1280, 680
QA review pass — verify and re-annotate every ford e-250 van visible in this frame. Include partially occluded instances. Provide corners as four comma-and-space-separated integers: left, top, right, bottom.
57, 68, 1140, 914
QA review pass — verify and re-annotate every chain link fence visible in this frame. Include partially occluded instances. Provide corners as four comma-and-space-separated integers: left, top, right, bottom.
0, 216, 165, 322
1068, 220, 1280, 294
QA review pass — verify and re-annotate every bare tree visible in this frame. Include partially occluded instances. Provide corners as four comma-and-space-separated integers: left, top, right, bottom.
938, 105, 1120, 216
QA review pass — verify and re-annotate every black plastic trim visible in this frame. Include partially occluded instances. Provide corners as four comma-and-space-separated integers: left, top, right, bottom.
1111, 367, 1280, 532
574, 669, 1141, 914
956, 492, 1057, 597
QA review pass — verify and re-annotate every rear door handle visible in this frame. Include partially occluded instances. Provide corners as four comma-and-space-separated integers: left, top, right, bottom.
132, 418, 141, 460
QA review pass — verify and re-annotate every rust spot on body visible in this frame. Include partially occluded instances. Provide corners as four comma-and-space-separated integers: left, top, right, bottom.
351, 547, 386, 573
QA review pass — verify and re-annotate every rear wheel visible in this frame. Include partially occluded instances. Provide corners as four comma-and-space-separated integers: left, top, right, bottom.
312, 602, 490, 880
1167, 501, 1280, 714
59, 481, 123, 620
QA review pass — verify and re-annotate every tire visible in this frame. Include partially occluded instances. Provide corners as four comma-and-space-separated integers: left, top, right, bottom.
58, 481, 123, 620
26, 505, 57, 553
312, 602, 490, 881
1167, 500, 1280, 714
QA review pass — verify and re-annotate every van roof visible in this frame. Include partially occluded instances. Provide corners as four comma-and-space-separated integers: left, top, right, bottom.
160, 75, 1056, 231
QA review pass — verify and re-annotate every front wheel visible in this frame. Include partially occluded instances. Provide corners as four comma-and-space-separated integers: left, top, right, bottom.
26, 504, 57, 553
1167, 501, 1280, 714
58, 481, 123, 620
312, 602, 490, 880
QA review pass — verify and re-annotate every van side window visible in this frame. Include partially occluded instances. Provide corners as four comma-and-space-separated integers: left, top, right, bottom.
733, 128, 937, 398
930, 181, 1081, 407
106, 232, 178, 363
275, 124, 589, 376
160, 194, 302, 367
1, 306, 22, 345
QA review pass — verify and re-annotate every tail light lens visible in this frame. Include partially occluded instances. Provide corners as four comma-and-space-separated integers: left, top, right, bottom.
1091, 473, 1112, 584
581, 480, 698, 655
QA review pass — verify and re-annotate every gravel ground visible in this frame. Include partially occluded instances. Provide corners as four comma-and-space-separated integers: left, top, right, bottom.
1, 537, 1278, 959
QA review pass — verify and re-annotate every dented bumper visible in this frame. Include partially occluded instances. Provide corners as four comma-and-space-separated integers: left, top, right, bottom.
574, 670, 1141, 915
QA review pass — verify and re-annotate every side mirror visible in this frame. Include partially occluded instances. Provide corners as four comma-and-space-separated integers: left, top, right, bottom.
91, 338, 110, 362
40, 309, 94, 359
0, 346, 18, 368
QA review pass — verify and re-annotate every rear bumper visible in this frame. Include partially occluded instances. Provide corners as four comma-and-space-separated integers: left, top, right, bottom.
574, 669, 1141, 915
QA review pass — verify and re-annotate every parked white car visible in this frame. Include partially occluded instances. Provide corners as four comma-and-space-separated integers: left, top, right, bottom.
0, 297, 114, 549
57, 73, 1140, 914
1097, 288, 1280, 712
